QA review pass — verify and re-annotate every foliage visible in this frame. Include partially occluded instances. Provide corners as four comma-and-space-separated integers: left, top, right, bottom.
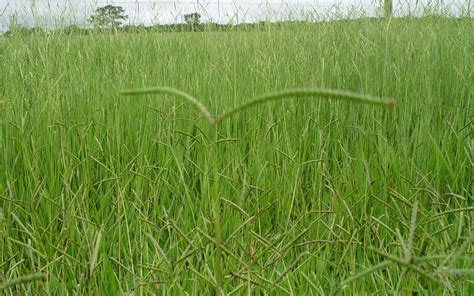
88, 5, 128, 29
4, 26, 43, 37
184, 12, 202, 26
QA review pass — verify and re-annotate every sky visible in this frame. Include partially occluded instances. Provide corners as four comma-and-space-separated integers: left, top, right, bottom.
0, 0, 471, 31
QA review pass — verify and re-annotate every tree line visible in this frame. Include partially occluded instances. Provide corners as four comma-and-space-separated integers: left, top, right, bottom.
4, 4, 456, 36
4, 5, 275, 36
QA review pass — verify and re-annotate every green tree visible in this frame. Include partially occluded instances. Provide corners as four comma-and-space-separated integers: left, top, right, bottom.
184, 12, 201, 26
88, 5, 128, 29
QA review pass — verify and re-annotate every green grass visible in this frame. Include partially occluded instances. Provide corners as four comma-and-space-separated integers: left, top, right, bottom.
0, 17, 473, 294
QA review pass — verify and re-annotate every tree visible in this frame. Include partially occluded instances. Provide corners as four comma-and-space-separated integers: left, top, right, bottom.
184, 12, 201, 26
88, 5, 128, 29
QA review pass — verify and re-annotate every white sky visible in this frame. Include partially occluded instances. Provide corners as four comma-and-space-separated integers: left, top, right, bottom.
0, 0, 471, 31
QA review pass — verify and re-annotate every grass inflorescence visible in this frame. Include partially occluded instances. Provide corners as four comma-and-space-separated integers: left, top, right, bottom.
122, 86, 397, 125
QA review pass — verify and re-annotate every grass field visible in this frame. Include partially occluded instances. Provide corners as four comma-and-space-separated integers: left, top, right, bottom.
0, 17, 473, 294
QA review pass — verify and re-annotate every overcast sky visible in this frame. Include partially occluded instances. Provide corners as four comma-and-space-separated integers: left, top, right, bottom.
0, 0, 470, 31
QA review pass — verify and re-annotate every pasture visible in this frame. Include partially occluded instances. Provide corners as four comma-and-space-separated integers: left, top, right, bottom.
0, 17, 473, 294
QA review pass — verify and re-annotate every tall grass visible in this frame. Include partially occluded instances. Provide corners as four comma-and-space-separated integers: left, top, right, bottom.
0, 17, 473, 294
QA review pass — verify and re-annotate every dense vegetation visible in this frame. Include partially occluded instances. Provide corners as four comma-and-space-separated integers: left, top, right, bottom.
0, 17, 472, 294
